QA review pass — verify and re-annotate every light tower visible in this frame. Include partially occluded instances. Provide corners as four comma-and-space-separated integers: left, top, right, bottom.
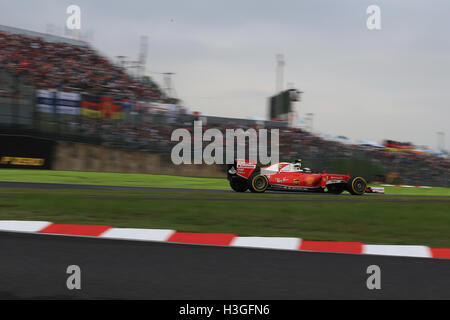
437, 131, 445, 151
116, 55, 127, 69
306, 113, 315, 132
162, 72, 177, 99
276, 54, 285, 93
138, 35, 148, 79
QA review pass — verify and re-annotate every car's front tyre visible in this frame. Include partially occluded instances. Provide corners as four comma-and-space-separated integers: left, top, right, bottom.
347, 177, 367, 195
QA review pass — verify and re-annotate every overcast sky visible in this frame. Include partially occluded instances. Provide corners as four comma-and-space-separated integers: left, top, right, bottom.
1, 0, 449, 150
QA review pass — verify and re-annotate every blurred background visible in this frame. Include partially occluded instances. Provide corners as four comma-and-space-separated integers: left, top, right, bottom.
0, 1, 449, 187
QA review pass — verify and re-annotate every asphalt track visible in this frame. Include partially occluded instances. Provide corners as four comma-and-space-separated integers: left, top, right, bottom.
0, 181, 230, 193
0, 180, 435, 197
0, 231, 449, 299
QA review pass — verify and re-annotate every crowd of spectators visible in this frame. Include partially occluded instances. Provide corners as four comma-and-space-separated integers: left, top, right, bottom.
0, 31, 164, 102
0, 29, 448, 187
0, 88, 13, 98
75, 115, 449, 187
277, 127, 449, 187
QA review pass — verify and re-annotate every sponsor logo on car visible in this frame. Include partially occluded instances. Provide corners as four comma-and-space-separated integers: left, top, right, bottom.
326, 180, 345, 185
305, 176, 315, 186
329, 176, 345, 180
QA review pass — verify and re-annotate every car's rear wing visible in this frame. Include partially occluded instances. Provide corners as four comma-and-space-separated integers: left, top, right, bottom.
229, 159, 258, 179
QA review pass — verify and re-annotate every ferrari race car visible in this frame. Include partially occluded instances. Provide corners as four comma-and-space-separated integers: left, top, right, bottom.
227, 159, 384, 195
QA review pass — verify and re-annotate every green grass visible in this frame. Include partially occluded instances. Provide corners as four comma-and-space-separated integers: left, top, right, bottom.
0, 169, 227, 189
381, 186, 449, 196
0, 169, 449, 247
0, 169, 449, 196
0, 188, 449, 247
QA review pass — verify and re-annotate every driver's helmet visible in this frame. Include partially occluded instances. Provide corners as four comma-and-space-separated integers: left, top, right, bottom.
293, 158, 302, 170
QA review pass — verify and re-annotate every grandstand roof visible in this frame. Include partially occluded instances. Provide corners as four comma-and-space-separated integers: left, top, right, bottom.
0, 24, 89, 47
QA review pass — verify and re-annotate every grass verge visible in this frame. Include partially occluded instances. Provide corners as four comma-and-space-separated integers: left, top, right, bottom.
0, 188, 449, 247
0, 169, 449, 196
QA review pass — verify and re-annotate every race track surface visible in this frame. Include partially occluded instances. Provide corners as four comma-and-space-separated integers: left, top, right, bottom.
0, 181, 229, 193
0, 231, 449, 299
0, 180, 411, 196
1, 181, 447, 199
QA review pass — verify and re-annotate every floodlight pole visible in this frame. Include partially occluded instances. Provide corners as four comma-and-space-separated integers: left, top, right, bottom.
306, 112, 314, 132
437, 131, 445, 151
276, 54, 285, 93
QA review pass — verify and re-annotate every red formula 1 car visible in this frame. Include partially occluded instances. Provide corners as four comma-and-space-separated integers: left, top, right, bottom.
227, 159, 384, 195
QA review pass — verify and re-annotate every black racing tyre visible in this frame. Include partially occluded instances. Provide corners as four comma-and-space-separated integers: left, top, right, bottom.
327, 184, 345, 194
249, 173, 269, 193
348, 177, 367, 195
229, 176, 249, 192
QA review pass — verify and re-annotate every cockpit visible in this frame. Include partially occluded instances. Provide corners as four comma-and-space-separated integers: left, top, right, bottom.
262, 162, 309, 174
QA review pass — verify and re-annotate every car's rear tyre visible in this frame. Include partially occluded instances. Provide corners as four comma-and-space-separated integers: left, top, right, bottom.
348, 177, 367, 195
229, 176, 249, 192
249, 173, 269, 193
327, 184, 345, 194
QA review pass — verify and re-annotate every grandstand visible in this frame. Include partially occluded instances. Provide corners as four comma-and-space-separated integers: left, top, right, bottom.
0, 25, 89, 47
0, 26, 448, 187
0, 25, 164, 102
